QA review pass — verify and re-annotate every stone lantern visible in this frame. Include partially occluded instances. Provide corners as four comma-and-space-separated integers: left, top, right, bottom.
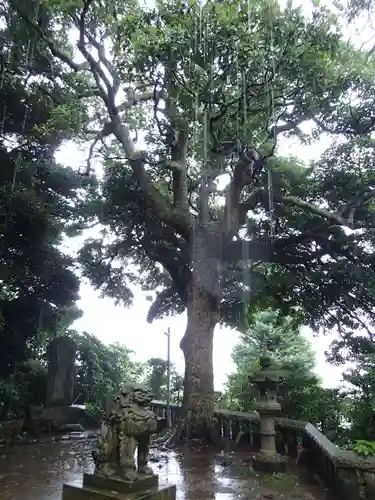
250, 354, 287, 472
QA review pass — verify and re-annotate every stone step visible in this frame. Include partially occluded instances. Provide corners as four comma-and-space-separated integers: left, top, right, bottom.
83, 474, 158, 494
57, 424, 85, 432
62, 482, 176, 500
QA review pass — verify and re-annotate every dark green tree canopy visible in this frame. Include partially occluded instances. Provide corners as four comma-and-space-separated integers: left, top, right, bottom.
0, 1, 88, 376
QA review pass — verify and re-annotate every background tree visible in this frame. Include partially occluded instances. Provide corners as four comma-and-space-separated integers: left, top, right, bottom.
226, 309, 345, 428
144, 357, 170, 401
0, 359, 47, 420
17, 0, 375, 438
328, 331, 375, 441
227, 310, 315, 414
0, 328, 145, 419
73, 331, 144, 406
171, 373, 184, 404
144, 357, 183, 402
0, 0, 88, 380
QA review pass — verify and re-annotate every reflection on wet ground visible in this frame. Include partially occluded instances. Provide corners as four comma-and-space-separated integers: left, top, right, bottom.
0, 437, 328, 500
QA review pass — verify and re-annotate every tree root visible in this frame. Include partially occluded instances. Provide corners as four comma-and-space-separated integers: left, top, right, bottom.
163, 422, 183, 448
151, 413, 220, 449
151, 425, 178, 447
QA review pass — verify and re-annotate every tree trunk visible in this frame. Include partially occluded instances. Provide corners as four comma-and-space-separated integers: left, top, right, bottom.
179, 284, 219, 440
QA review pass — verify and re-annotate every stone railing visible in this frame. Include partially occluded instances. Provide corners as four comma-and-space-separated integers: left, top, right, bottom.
150, 400, 375, 500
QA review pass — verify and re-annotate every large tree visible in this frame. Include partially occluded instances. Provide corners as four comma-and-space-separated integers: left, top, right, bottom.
17, 0, 375, 437
0, 0, 87, 377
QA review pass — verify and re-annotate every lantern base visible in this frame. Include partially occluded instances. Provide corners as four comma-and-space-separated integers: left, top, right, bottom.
252, 452, 288, 473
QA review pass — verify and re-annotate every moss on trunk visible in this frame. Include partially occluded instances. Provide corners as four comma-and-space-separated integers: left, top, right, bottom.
179, 284, 219, 441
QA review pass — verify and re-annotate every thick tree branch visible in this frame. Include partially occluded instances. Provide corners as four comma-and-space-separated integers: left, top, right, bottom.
163, 64, 189, 213
170, 130, 188, 210
281, 195, 348, 226
238, 188, 263, 226
339, 303, 375, 342
81, 28, 121, 96
282, 190, 375, 229
312, 113, 375, 137
71, 2, 191, 240
339, 189, 375, 226
142, 231, 191, 301
223, 147, 262, 233
118, 89, 166, 112
16, 8, 90, 72
77, 2, 115, 112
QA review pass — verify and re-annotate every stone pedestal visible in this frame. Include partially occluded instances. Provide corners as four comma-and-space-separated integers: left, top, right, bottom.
252, 452, 288, 473
250, 355, 287, 473
63, 384, 176, 500
46, 336, 76, 407
62, 473, 176, 500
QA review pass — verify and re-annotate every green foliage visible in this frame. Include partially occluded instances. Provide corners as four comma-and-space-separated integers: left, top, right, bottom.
0, 0, 87, 378
0, 327, 147, 420
11, 0, 373, 337
349, 440, 375, 457
171, 373, 184, 404
143, 357, 183, 403
71, 331, 144, 405
144, 357, 170, 400
328, 332, 375, 441
5, 0, 375, 421
226, 309, 315, 414
226, 309, 344, 428
344, 0, 374, 22
214, 391, 231, 409
0, 360, 47, 420
84, 401, 106, 424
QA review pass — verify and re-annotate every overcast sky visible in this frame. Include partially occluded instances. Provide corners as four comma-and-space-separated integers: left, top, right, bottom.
56, 0, 372, 391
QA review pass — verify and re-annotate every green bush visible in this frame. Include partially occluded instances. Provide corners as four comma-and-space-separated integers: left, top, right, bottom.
349, 440, 375, 457
84, 402, 105, 425
0, 360, 47, 420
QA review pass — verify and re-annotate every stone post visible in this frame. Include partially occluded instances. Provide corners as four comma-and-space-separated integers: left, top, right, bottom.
250, 354, 287, 472
46, 336, 76, 407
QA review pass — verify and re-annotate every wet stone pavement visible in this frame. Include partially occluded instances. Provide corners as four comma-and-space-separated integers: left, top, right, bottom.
0, 436, 329, 500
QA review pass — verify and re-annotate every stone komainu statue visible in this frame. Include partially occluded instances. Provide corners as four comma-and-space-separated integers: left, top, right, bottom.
92, 383, 158, 481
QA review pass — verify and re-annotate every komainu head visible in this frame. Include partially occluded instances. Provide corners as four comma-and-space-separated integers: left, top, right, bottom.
120, 383, 154, 407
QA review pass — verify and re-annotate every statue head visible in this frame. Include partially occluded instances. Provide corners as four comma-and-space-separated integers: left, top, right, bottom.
127, 383, 153, 406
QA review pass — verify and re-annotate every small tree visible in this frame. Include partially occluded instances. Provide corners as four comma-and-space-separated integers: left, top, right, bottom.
227, 309, 344, 426
144, 357, 170, 401
227, 310, 316, 416
144, 357, 183, 402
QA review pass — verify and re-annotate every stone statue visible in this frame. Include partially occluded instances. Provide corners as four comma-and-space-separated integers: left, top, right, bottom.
92, 383, 158, 481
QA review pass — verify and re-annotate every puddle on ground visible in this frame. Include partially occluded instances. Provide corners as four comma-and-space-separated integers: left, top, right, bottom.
0, 438, 329, 500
